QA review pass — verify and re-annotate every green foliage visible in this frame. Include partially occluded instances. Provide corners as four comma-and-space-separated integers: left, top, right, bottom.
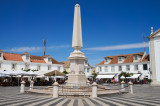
24, 69, 31, 72
119, 72, 133, 79
32, 69, 39, 72
62, 70, 69, 74
92, 73, 97, 78
24, 69, 39, 72
148, 79, 152, 83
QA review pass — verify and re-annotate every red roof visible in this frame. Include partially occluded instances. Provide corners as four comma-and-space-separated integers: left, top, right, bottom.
142, 55, 150, 62
30, 55, 46, 63
3, 52, 60, 64
97, 52, 149, 65
3, 52, 23, 62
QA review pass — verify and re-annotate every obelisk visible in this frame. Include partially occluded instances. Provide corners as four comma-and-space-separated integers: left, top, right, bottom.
67, 1, 87, 84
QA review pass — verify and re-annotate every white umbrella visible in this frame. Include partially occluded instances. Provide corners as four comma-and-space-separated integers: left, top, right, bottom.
26, 71, 38, 76
16, 70, 28, 76
120, 76, 125, 79
3, 70, 17, 76
0, 73, 9, 77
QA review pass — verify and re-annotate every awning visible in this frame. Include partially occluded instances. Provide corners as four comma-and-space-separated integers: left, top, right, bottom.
120, 76, 125, 79
96, 75, 115, 79
44, 70, 65, 76
86, 75, 94, 78
126, 74, 141, 79
50, 76, 65, 78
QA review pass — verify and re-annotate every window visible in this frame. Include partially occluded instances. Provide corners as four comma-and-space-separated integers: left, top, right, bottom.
48, 65, 51, 70
87, 68, 90, 73
126, 65, 130, 71
25, 64, 30, 70
26, 55, 29, 60
105, 59, 108, 62
105, 66, 108, 72
85, 61, 88, 65
143, 64, 148, 70
58, 67, 61, 71
118, 57, 122, 61
134, 65, 138, 71
12, 64, 16, 69
37, 65, 41, 70
134, 55, 138, 60
111, 66, 115, 72
119, 66, 122, 71
99, 67, 102, 72
48, 58, 52, 62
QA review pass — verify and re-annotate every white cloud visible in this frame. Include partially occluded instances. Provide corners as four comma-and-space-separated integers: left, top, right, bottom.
84, 42, 149, 51
7, 45, 71, 53
10, 47, 42, 52
48, 45, 71, 49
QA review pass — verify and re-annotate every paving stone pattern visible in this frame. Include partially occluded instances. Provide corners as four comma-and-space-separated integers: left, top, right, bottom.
0, 85, 160, 106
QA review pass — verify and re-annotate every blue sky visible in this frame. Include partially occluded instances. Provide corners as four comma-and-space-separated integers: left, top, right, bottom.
0, 0, 160, 66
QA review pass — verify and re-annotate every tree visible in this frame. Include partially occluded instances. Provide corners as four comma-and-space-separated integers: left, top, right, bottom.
119, 72, 133, 81
62, 70, 69, 74
92, 73, 97, 81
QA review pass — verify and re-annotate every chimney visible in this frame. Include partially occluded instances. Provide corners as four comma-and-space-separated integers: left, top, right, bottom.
151, 27, 153, 34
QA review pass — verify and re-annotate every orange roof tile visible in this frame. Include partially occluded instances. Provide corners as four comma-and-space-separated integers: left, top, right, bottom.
30, 55, 46, 63
3, 52, 60, 64
52, 58, 60, 64
142, 55, 150, 62
3, 52, 23, 62
97, 52, 147, 65
60, 61, 70, 67
97, 60, 105, 65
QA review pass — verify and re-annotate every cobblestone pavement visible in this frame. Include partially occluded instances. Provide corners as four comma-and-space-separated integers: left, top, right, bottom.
0, 85, 160, 106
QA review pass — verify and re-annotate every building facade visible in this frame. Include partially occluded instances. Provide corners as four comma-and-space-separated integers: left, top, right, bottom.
0, 50, 64, 74
96, 52, 150, 81
148, 27, 160, 85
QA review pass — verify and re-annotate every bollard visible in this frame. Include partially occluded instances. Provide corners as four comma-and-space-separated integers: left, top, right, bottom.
20, 81, 25, 93
92, 82, 98, 98
121, 81, 125, 91
53, 82, 59, 98
128, 81, 133, 94
29, 80, 34, 90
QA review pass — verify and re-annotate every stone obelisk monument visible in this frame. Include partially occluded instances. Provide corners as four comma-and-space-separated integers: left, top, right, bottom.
68, 1, 87, 84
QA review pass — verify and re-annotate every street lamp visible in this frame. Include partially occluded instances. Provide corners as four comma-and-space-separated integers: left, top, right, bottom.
54, 70, 57, 82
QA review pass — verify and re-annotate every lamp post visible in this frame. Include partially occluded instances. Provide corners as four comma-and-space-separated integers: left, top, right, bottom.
54, 70, 57, 82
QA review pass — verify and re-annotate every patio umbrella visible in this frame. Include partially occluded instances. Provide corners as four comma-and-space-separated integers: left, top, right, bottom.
44, 70, 65, 76
0, 73, 9, 77
16, 70, 28, 76
44, 70, 65, 82
26, 71, 38, 76
120, 76, 125, 79
3, 70, 17, 76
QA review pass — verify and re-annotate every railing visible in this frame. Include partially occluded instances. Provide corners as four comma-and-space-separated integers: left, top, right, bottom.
98, 83, 130, 93
59, 83, 90, 97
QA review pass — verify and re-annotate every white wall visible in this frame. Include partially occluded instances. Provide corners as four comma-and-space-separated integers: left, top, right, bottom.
96, 62, 150, 80
154, 37, 160, 81
0, 60, 64, 73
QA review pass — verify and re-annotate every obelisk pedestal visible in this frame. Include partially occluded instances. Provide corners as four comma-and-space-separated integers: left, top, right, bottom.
67, 3, 87, 84
68, 47, 87, 84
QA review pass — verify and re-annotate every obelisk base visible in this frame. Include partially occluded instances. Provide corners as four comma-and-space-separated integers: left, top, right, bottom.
67, 49, 87, 84
68, 74, 87, 84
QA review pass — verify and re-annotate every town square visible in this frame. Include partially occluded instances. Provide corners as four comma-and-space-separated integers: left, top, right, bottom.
0, 0, 160, 106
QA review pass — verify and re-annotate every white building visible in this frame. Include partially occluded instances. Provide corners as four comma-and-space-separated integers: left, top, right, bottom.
148, 27, 160, 85
60, 61, 93, 78
96, 52, 150, 81
0, 50, 64, 74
